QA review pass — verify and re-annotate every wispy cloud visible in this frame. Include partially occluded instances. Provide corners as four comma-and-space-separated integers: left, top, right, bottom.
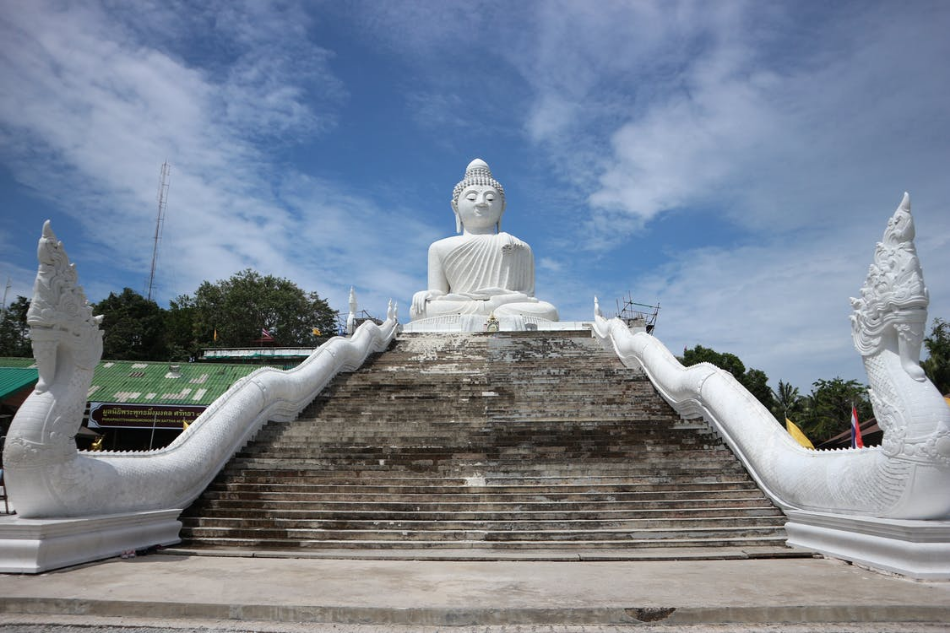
0, 0, 406, 315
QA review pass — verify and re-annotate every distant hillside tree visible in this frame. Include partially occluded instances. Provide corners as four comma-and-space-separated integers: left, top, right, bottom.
0, 296, 32, 357
922, 317, 950, 395
183, 269, 336, 348
165, 295, 200, 362
680, 345, 776, 412
94, 288, 169, 361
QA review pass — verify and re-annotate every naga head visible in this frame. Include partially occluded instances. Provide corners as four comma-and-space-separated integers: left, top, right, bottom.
28, 222, 104, 385
850, 194, 928, 380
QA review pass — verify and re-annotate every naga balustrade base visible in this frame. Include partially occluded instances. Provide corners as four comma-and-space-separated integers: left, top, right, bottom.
785, 510, 950, 580
0, 509, 182, 574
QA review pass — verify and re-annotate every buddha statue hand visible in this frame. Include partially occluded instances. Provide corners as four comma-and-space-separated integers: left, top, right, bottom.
411, 289, 444, 319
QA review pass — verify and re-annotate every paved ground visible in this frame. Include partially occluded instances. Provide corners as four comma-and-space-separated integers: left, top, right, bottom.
0, 552, 948, 630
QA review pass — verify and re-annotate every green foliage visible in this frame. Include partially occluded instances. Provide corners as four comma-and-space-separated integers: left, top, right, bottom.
795, 378, 872, 444
165, 295, 199, 361
183, 269, 336, 349
922, 317, 950, 395
0, 296, 32, 357
94, 289, 169, 361
680, 345, 776, 412
770, 379, 805, 421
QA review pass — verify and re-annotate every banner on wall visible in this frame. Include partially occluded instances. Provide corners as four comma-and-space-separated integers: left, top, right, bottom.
88, 402, 206, 429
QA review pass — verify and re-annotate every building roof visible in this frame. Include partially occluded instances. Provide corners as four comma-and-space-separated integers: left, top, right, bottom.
0, 367, 39, 401
0, 357, 38, 369
87, 360, 267, 406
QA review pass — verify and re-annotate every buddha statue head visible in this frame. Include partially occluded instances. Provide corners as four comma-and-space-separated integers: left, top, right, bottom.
451, 158, 506, 234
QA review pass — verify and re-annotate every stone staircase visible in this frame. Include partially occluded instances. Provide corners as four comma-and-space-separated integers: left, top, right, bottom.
179, 331, 789, 554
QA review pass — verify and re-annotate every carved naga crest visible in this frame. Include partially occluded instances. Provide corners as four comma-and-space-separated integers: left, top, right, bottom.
849, 193, 928, 375
28, 221, 104, 385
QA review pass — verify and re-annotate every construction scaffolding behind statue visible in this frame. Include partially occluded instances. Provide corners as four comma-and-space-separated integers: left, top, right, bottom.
614, 294, 659, 334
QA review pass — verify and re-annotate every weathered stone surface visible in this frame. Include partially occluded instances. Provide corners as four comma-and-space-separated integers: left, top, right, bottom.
180, 332, 786, 551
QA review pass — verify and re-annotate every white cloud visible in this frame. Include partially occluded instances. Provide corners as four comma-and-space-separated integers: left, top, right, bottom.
0, 0, 393, 316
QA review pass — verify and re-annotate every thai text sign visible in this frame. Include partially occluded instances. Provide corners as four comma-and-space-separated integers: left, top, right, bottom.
88, 402, 206, 429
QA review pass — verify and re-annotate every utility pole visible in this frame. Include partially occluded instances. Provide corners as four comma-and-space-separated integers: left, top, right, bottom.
147, 161, 171, 303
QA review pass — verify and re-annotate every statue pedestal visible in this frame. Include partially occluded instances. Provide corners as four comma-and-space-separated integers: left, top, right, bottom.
785, 510, 950, 580
402, 315, 595, 333
0, 509, 182, 573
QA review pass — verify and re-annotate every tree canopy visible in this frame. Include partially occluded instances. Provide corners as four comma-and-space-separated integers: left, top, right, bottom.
0, 296, 31, 357
922, 317, 950, 395
793, 378, 873, 444
180, 269, 337, 351
86, 270, 337, 361
94, 289, 169, 361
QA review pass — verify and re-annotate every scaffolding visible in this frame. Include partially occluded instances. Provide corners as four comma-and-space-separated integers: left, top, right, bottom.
614, 294, 660, 334
336, 309, 381, 336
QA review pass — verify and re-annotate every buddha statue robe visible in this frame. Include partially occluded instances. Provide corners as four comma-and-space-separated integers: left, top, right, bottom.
413, 232, 559, 321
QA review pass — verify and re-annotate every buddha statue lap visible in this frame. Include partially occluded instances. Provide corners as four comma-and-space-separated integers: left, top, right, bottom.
410, 159, 559, 324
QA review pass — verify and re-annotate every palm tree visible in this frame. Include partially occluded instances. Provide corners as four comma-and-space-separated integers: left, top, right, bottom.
771, 379, 802, 421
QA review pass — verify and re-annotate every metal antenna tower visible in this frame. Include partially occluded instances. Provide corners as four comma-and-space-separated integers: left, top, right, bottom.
1, 275, 11, 313
147, 161, 171, 302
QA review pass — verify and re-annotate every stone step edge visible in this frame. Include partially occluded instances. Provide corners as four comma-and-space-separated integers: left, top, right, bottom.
178, 536, 790, 548
161, 545, 807, 562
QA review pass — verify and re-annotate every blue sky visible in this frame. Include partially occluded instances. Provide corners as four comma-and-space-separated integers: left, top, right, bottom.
1, 0, 948, 393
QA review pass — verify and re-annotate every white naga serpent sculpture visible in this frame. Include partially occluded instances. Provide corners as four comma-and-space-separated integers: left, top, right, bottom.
593, 193, 950, 520
2, 222, 398, 518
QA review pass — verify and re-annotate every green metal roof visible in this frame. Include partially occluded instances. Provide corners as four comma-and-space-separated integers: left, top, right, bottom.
0, 367, 39, 400
0, 357, 38, 369
87, 360, 267, 406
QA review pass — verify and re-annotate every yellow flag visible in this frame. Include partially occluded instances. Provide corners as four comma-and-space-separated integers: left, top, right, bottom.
312, 328, 322, 336
213, 329, 218, 342
182, 420, 190, 431
786, 418, 814, 449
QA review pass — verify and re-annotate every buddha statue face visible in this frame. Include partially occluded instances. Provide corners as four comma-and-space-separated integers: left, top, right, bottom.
454, 185, 503, 233
451, 158, 506, 234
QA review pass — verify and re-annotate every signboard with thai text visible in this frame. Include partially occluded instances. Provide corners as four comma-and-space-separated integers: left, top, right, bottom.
88, 402, 206, 429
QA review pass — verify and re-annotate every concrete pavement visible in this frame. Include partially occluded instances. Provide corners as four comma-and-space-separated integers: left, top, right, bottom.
1, 551, 949, 628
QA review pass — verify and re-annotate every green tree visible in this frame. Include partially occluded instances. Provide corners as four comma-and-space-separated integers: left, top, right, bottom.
165, 295, 199, 361
771, 379, 804, 421
921, 317, 950, 395
680, 345, 776, 412
93, 288, 169, 361
796, 378, 872, 444
186, 269, 336, 348
0, 296, 32, 357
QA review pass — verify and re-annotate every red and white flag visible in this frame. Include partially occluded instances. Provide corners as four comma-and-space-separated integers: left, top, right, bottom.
261, 328, 274, 341
851, 405, 864, 449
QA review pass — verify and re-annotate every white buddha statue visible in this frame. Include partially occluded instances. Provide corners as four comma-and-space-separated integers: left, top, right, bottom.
410, 159, 559, 323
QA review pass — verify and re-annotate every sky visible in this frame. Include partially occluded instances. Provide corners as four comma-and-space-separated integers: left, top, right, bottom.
1, 0, 948, 393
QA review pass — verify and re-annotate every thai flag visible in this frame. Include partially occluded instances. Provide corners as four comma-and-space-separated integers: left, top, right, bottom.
851, 405, 864, 449
261, 328, 274, 341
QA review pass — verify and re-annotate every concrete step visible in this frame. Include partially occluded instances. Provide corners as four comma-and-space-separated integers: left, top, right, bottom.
180, 506, 783, 521
204, 480, 762, 494
190, 497, 777, 513
181, 526, 787, 543
176, 535, 790, 550
181, 516, 786, 531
